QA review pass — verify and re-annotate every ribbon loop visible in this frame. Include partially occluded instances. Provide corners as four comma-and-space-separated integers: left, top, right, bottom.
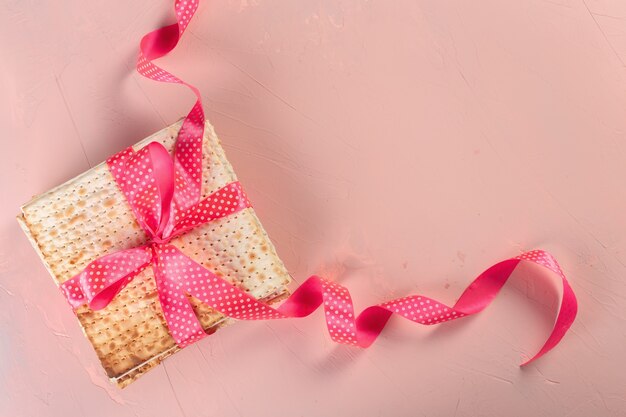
61, 247, 153, 311
107, 142, 177, 241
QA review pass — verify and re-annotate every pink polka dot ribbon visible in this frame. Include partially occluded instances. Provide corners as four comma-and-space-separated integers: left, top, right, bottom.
59, 0, 578, 363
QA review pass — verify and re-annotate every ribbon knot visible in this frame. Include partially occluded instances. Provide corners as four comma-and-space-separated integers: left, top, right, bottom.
149, 236, 170, 245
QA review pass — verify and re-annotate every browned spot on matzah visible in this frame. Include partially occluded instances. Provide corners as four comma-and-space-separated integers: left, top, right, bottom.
69, 213, 86, 225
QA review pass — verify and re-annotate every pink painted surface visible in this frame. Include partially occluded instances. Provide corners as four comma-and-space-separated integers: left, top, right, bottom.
1, 0, 625, 415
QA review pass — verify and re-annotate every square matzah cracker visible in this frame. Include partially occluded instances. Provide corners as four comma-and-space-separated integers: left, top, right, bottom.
18, 120, 292, 387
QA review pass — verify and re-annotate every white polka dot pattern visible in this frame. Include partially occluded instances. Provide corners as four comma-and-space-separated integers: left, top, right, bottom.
171, 182, 250, 238
515, 249, 565, 278
379, 296, 464, 326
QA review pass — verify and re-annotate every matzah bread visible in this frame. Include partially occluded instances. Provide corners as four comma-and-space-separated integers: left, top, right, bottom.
18, 120, 292, 387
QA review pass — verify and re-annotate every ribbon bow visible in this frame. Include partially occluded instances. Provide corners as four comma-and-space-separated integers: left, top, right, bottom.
59, 0, 578, 363
60, 0, 253, 347
61, 139, 253, 347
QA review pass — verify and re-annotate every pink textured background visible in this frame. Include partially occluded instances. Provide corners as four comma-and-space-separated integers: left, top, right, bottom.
2, 0, 626, 415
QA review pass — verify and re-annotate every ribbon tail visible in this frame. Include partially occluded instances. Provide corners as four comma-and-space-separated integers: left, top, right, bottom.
152, 244, 209, 347
520, 276, 577, 365
148, 249, 577, 365
156, 244, 285, 323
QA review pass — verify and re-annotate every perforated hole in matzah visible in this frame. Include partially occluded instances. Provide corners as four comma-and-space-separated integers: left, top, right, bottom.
18, 120, 292, 387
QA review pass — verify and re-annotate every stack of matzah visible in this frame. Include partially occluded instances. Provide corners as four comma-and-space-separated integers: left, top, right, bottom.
18, 120, 292, 387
